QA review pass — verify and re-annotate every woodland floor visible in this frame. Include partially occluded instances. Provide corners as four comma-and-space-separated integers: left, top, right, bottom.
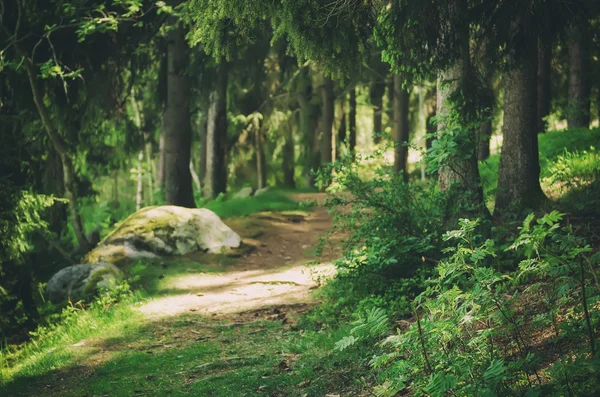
3, 193, 360, 397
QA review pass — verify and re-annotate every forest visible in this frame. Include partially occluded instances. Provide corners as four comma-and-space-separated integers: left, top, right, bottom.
1, 0, 600, 396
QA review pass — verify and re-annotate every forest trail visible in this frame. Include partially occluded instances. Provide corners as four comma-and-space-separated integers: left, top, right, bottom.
139, 192, 340, 319
10, 193, 346, 397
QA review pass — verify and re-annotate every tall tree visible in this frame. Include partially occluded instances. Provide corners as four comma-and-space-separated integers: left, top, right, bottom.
495, 12, 546, 211
282, 124, 296, 188
567, 18, 591, 128
204, 63, 229, 199
23, 58, 91, 252
321, 77, 334, 165
392, 75, 410, 180
336, 97, 347, 159
297, 69, 320, 187
348, 86, 357, 160
435, 42, 484, 208
163, 17, 195, 207
370, 79, 386, 144
255, 120, 267, 190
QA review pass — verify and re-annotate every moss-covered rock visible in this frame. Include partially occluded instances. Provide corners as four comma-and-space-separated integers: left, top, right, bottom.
46, 263, 123, 303
84, 206, 241, 265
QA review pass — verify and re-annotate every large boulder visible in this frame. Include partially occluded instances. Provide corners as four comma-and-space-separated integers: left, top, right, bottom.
46, 263, 123, 303
84, 206, 241, 265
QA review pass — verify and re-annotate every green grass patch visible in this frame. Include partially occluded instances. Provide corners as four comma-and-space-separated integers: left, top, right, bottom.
479, 127, 600, 209
202, 191, 300, 219
0, 288, 143, 386
1, 308, 375, 397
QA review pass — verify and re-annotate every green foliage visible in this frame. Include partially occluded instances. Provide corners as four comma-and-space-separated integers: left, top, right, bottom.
202, 191, 300, 218
335, 307, 389, 351
362, 212, 600, 396
0, 192, 65, 338
321, 151, 459, 285
186, 0, 372, 78
479, 127, 600, 209
1, 281, 140, 385
0, 192, 63, 264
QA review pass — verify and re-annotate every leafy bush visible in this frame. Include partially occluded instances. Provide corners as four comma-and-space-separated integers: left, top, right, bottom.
362, 212, 600, 396
0, 191, 65, 339
321, 155, 450, 284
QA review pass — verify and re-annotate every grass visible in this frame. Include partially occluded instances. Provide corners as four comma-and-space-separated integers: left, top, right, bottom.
479, 127, 600, 209
202, 191, 301, 219
0, 296, 374, 396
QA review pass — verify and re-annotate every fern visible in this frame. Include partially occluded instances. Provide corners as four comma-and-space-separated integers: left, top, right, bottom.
335, 307, 389, 351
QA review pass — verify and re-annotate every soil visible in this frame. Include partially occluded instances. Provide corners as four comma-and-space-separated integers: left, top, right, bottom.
138, 193, 341, 319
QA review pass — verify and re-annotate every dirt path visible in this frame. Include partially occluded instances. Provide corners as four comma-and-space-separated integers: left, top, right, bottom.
3, 193, 345, 397
139, 193, 339, 319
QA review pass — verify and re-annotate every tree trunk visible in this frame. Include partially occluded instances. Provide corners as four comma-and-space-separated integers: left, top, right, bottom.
144, 136, 154, 205
478, 121, 492, 161
298, 69, 320, 187
321, 77, 334, 165
537, 39, 552, 134
567, 20, 591, 128
136, 151, 144, 211
282, 124, 295, 188
157, 126, 166, 189
425, 88, 437, 152
190, 159, 201, 192
336, 98, 346, 160
393, 75, 410, 181
496, 32, 546, 212
255, 122, 267, 190
199, 116, 207, 190
348, 87, 357, 160
204, 63, 228, 199
435, 19, 486, 212
163, 19, 195, 208
370, 79, 386, 143
23, 57, 91, 253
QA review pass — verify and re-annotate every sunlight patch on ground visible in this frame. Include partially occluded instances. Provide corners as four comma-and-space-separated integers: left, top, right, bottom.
138, 262, 335, 319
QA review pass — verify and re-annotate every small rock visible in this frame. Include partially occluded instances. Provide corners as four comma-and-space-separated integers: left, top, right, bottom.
254, 187, 270, 196
234, 187, 254, 199
46, 263, 123, 304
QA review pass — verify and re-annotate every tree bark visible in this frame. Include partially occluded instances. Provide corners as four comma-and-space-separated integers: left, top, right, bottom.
157, 126, 166, 189
136, 151, 144, 211
393, 75, 410, 181
282, 124, 295, 188
348, 87, 357, 160
321, 77, 334, 165
298, 69, 320, 187
189, 159, 201, 192
370, 79, 386, 144
255, 122, 267, 190
537, 39, 552, 134
567, 20, 591, 128
336, 98, 346, 160
144, 136, 154, 205
204, 63, 228, 199
478, 121, 492, 161
435, 12, 486, 212
199, 116, 207, 190
23, 57, 91, 253
163, 18, 195, 208
496, 32, 546, 212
